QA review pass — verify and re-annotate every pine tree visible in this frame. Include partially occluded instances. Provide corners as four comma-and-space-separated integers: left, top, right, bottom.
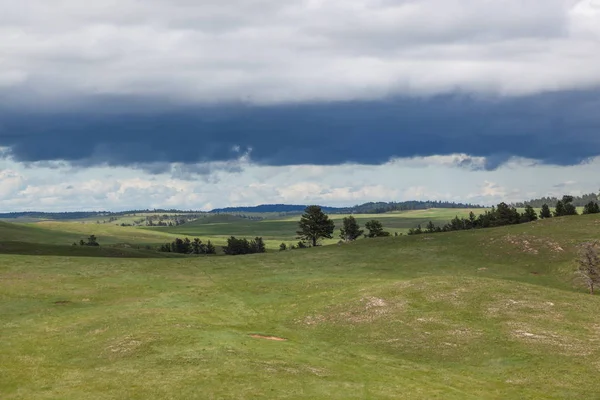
296, 206, 335, 247
522, 205, 538, 222
583, 201, 600, 214
339, 216, 364, 241
539, 204, 552, 219
365, 220, 389, 237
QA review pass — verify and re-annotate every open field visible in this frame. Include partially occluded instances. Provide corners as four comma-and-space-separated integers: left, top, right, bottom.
2, 214, 600, 398
156, 208, 487, 246
0, 209, 488, 252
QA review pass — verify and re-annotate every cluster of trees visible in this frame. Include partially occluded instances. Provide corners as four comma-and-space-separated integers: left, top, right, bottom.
223, 236, 266, 255
350, 200, 483, 214
292, 206, 391, 248
159, 238, 216, 254
515, 192, 599, 208
408, 196, 600, 235
74, 235, 99, 246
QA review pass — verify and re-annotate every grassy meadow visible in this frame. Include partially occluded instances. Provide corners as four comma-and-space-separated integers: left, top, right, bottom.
2, 212, 600, 398
0, 208, 487, 252
155, 208, 487, 247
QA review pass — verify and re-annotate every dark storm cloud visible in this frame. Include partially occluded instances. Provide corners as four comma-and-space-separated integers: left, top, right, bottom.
0, 90, 599, 171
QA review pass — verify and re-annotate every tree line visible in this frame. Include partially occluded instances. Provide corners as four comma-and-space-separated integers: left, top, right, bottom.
159, 238, 217, 254
514, 192, 599, 208
407, 196, 600, 235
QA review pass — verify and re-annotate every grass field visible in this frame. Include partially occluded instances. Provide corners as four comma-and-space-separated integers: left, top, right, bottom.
2, 214, 600, 398
154, 208, 487, 247
0, 209, 488, 252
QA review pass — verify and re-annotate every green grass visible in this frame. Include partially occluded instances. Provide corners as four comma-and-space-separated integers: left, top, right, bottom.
0, 208, 485, 253
155, 208, 487, 246
2, 214, 600, 398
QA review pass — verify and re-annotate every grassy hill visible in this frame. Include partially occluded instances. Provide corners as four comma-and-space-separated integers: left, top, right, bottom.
2, 214, 600, 398
157, 208, 487, 244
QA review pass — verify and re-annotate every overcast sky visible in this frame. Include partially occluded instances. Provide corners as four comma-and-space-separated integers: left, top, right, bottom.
1, 0, 599, 211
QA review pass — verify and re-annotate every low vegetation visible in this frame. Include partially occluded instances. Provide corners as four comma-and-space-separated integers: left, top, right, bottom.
2, 212, 600, 398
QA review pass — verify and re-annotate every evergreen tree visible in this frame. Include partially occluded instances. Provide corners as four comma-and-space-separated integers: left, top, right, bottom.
86, 235, 99, 246
521, 205, 538, 222
365, 220, 389, 237
296, 206, 335, 247
539, 204, 552, 219
339, 216, 364, 241
250, 237, 266, 253
279, 243, 287, 251
205, 240, 216, 254
555, 195, 578, 217
583, 201, 600, 214
192, 238, 203, 254
425, 221, 437, 233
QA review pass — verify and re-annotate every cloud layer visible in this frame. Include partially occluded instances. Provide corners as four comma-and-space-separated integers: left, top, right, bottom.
1, 0, 600, 106
0, 0, 599, 176
1, 91, 600, 170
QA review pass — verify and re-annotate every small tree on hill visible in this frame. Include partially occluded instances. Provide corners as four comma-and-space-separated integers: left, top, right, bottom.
425, 221, 437, 233
279, 243, 287, 251
250, 237, 266, 253
365, 220, 390, 237
576, 242, 600, 295
521, 205, 538, 222
539, 204, 552, 219
205, 240, 216, 255
339, 216, 364, 242
555, 195, 578, 217
296, 206, 335, 247
583, 201, 600, 215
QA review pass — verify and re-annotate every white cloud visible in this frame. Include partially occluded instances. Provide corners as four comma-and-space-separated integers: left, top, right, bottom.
0, 169, 26, 198
0, 0, 599, 108
1, 155, 600, 211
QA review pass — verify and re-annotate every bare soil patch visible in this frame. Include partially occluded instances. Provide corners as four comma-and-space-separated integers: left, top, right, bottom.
250, 334, 287, 341
53, 300, 72, 305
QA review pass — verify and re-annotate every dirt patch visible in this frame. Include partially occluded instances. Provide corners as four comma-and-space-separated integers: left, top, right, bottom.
53, 300, 72, 305
500, 234, 566, 254
250, 334, 287, 341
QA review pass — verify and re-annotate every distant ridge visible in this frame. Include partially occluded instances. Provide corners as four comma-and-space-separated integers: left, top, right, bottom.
0, 201, 484, 220
210, 201, 483, 214
210, 204, 349, 214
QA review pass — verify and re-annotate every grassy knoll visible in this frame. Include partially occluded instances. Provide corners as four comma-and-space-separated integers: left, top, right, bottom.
2, 214, 600, 398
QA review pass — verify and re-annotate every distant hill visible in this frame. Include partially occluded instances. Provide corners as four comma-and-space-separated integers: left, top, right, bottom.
211, 201, 484, 214
0, 200, 484, 221
0, 209, 204, 221
210, 204, 350, 214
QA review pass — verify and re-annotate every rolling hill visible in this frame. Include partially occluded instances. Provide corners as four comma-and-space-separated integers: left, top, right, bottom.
1, 214, 600, 398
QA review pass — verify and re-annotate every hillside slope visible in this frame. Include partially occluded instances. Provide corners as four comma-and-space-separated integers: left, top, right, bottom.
1, 215, 600, 398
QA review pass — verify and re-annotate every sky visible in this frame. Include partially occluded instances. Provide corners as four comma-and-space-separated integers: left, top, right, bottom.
1, 0, 599, 211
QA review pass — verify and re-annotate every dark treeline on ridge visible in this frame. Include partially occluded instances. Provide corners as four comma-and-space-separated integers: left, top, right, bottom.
211, 200, 483, 214
409, 195, 600, 236
514, 192, 599, 208
0, 200, 483, 220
